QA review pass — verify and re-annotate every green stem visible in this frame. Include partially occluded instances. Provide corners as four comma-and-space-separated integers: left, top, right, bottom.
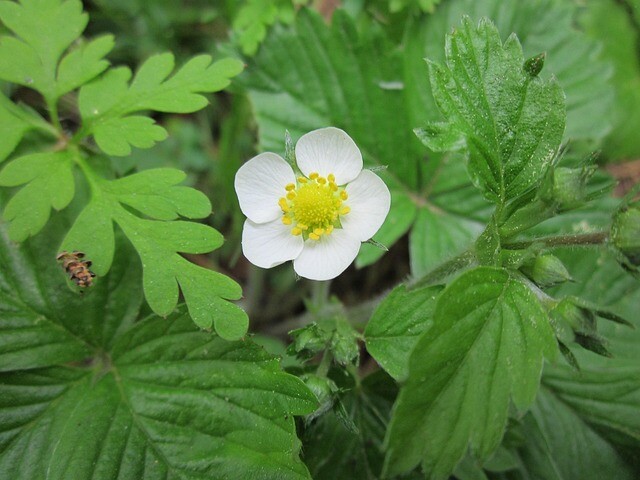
311, 280, 331, 311
45, 96, 63, 133
409, 250, 476, 290
315, 349, 333, 378
503, 231, 609, 250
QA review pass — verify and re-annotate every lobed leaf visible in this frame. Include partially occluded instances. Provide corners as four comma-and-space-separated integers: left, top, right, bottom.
384, 267, 557, 479
0, 151, 74, 242
0, 0, 111, 103
61, 169, 247, 339
78, 54, 244, 155
420, 17, 566, 204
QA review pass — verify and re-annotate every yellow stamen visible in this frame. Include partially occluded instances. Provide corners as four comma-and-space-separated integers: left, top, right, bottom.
340, 190, 348, 200
328, 174, 335, 183
282, 216, 292, 225
309, 233, 320, 241
330, 182, 338, 191
298, 176, 308, 183
317, 176, 327, 185
298, 223, 308, 230
340, 206, 351, 215
309, 172, 319, 180
291, 227, 302, 236
313, 228, 324, 236
326, 225, 334, 234
286, 191, 296, 200
285, 183, 296, 191
279, 198, 289, 212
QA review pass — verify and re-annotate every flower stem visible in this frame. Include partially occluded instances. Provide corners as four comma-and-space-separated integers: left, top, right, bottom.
502, 231, 609, 250
311, 280, 331, 311
315, 349, 333, 378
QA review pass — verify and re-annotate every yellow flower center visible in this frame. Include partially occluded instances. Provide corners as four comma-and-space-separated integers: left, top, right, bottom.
279, 173, 350, 240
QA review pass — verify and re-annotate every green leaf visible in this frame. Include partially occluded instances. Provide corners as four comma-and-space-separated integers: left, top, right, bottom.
0, 0, 87, 99
0, 210, 317, 477
356, 190, 416, 268
580, 0, 640, 160
422, 16, 565, 203
512, 387, 637, 480
0, 312, 317, 479
302, 371, 414, 479
389, 0, 442, 13
78, 53, 244, 156
409, 206, 483, 276
384, 267, 557, 479
61, 169, 247, 339
0, 200, 143, 370
243, 8, 422, 191
0, 151, 74, 241
232, 0, 298, 56
55, 34, 115, 97
404, 0, 613, 149
0, 94, 43, 163
365, 284, 442, 381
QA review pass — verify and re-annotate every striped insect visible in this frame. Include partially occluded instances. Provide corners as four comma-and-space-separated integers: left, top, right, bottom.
56, 251, 96, 288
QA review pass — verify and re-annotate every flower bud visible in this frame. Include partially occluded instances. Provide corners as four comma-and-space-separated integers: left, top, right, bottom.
521, 253, 572, 288
611, 206, 640, 267
547, 166, 595, 210
301, 374, 337, 422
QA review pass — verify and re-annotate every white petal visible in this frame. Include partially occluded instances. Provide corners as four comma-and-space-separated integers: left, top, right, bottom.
341, 169, 391, 241
235, 152, 295, 224
293, 229, 361, 281
242, 218, 304, 269
295, 127, 363, 185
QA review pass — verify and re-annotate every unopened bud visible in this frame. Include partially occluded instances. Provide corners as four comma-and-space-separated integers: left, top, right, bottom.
521, 253, 572, 288
611, 206, 640, 267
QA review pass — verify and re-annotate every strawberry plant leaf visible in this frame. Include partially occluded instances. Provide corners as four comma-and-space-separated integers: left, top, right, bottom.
419, 16, 566, 204
384, 267, 557, 479
365, 284, 443, 381
0, 213, 317, 478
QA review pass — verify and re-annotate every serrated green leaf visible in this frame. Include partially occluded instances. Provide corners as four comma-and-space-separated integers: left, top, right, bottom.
0, 311, 317, 479
0, 200, 143, 369
512, 387, 637, 480
233, 0, 284, 56
423, 17, 565, 204
404, 0, 612, 149
78, 53, 244, 155
0, 0, 89, 101
0, 151, 74, 241
0, 95, 36, 163
384, 267, 557, 479
365, 284, 442, 381
0, 210, 317, 477
302, 371, 409, 480
409, 206, 483, 277
243, 8, 421, 192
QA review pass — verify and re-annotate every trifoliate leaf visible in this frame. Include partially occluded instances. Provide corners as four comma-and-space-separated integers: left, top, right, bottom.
61, 168, 247, 339
365, 284, 442, 381
419, 17, 565, 204
0, 0, 110, 103
78, 53, 244, 156
0, 151, 74, 241
384, 267, 557, 479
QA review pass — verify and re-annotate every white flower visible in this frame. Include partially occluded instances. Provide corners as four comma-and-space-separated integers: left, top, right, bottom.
235, 127, 391, 281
